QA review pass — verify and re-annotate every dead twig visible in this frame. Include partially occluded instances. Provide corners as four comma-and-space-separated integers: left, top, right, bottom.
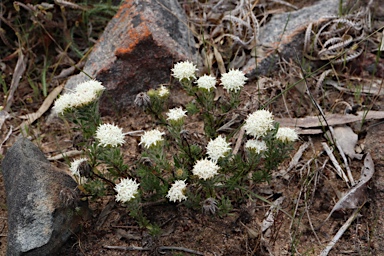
328, 126, 355, 185
321, 142, 349, 184
320, 207, 362, 256
233, 126, 245, 155
275, 111, 384, 129
103, 245, 204, 255
0, 125, 13, 155
5, 50, 27, 113
47, 150, 83, 161
157, 246, 204, 255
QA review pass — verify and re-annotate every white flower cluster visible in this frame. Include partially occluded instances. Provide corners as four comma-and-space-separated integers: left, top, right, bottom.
139, 129, 165, 148
158, 85, 170, 98
69, 158, 88, 184
220, 69, 248, 92
95, 123, 125, 147
166, 107, 187, 121
171, 61, 198, 81
53, 80, 105, 114
196, 75, 217, 91
166, 180, 187, 202
275, 127, 298, 143
192, 158, 220, 180
245, 139, 267, 154
206, 135, 231, 162
114, 178, 140, 203
243, 110, 275, 138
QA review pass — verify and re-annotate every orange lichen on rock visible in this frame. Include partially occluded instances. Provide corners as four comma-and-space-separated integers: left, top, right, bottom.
115, 22, 152, 56
114, 0, 134, 19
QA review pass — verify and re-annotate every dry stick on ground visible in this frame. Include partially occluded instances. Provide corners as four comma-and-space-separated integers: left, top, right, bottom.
0, 125, 13, 155
103, 245, 204, 255
233, 126, 245, 155
47, 150, 83, 161
303, 162, 322, 245
275, 111, 384, 129
278, 141, 310, 177
5, 51, 26, 112
329, 126, 355, 185
0, 51, 27, 129
321, 142, 350, 184
319, 207, 362, 256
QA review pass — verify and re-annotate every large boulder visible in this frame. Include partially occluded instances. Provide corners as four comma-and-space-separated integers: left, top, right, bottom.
1, 138, 86, 255
244, 0, 340, 79
64, 0, 199, 115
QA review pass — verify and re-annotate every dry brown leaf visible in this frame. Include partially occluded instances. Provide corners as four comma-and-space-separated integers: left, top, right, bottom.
327, 126, 362, 160
324, 153, 374, 222
5, 51, 27, 112
261, 196, 285, 238
213, 45, 226, 74
275, 111, 384, 129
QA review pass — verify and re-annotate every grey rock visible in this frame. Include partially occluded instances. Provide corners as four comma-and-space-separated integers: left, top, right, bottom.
64, 0, 199, 115
1, 138, 86, 255
244, 0, 340, 79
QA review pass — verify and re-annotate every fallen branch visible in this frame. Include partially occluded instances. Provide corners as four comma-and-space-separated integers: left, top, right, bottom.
47, 150, 83, 161
320, 207, 361, 256
275, 111, 384, 129
321, 142, 349, 183
328, 127, 354, 185
103, 245, 204, 255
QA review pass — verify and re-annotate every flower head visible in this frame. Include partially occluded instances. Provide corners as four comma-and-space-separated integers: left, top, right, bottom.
157, 85, 170, 98
74, 80, 105, 102
166, 107, 187, 122
171, 61, 198, 81
139, 129, 165, 148
69, 158, 89, 184
53, 93, 74, 115
196, 75, 217, 91
114, 178, 140, 203
220, 69, 247, 92
245, 139, 267, 154
95, 123, 125, 147
192, 158, 220, 180
243, 110, 275, 138
53, 79, 105, 114
166, 180, 188, 202
275, 127, 298, 143
206, 135, 231, 162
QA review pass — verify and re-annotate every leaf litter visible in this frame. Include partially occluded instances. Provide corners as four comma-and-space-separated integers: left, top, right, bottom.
3, 1, 384, 255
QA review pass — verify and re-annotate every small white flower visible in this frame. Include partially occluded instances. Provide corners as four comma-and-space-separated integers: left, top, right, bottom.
75, 80, 105, 97
245, 139, 267, 154
192, 158, 220, 180
53, 93, 74, 115
158, 85, 170, 98
206, 135, 231, 162
171, 61, 198, 81
220, 69, 248, 92
196, 75, 217, 91
53, 80, 105, 114
275, 127, 298, 143
139, 129, 165, 148
69, 158, 88, 184
114, 178, 140, 203
95, 123, 125, 147
166, 107, 187, 121
243, 110, 275, 138
166, 180, 187, 202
